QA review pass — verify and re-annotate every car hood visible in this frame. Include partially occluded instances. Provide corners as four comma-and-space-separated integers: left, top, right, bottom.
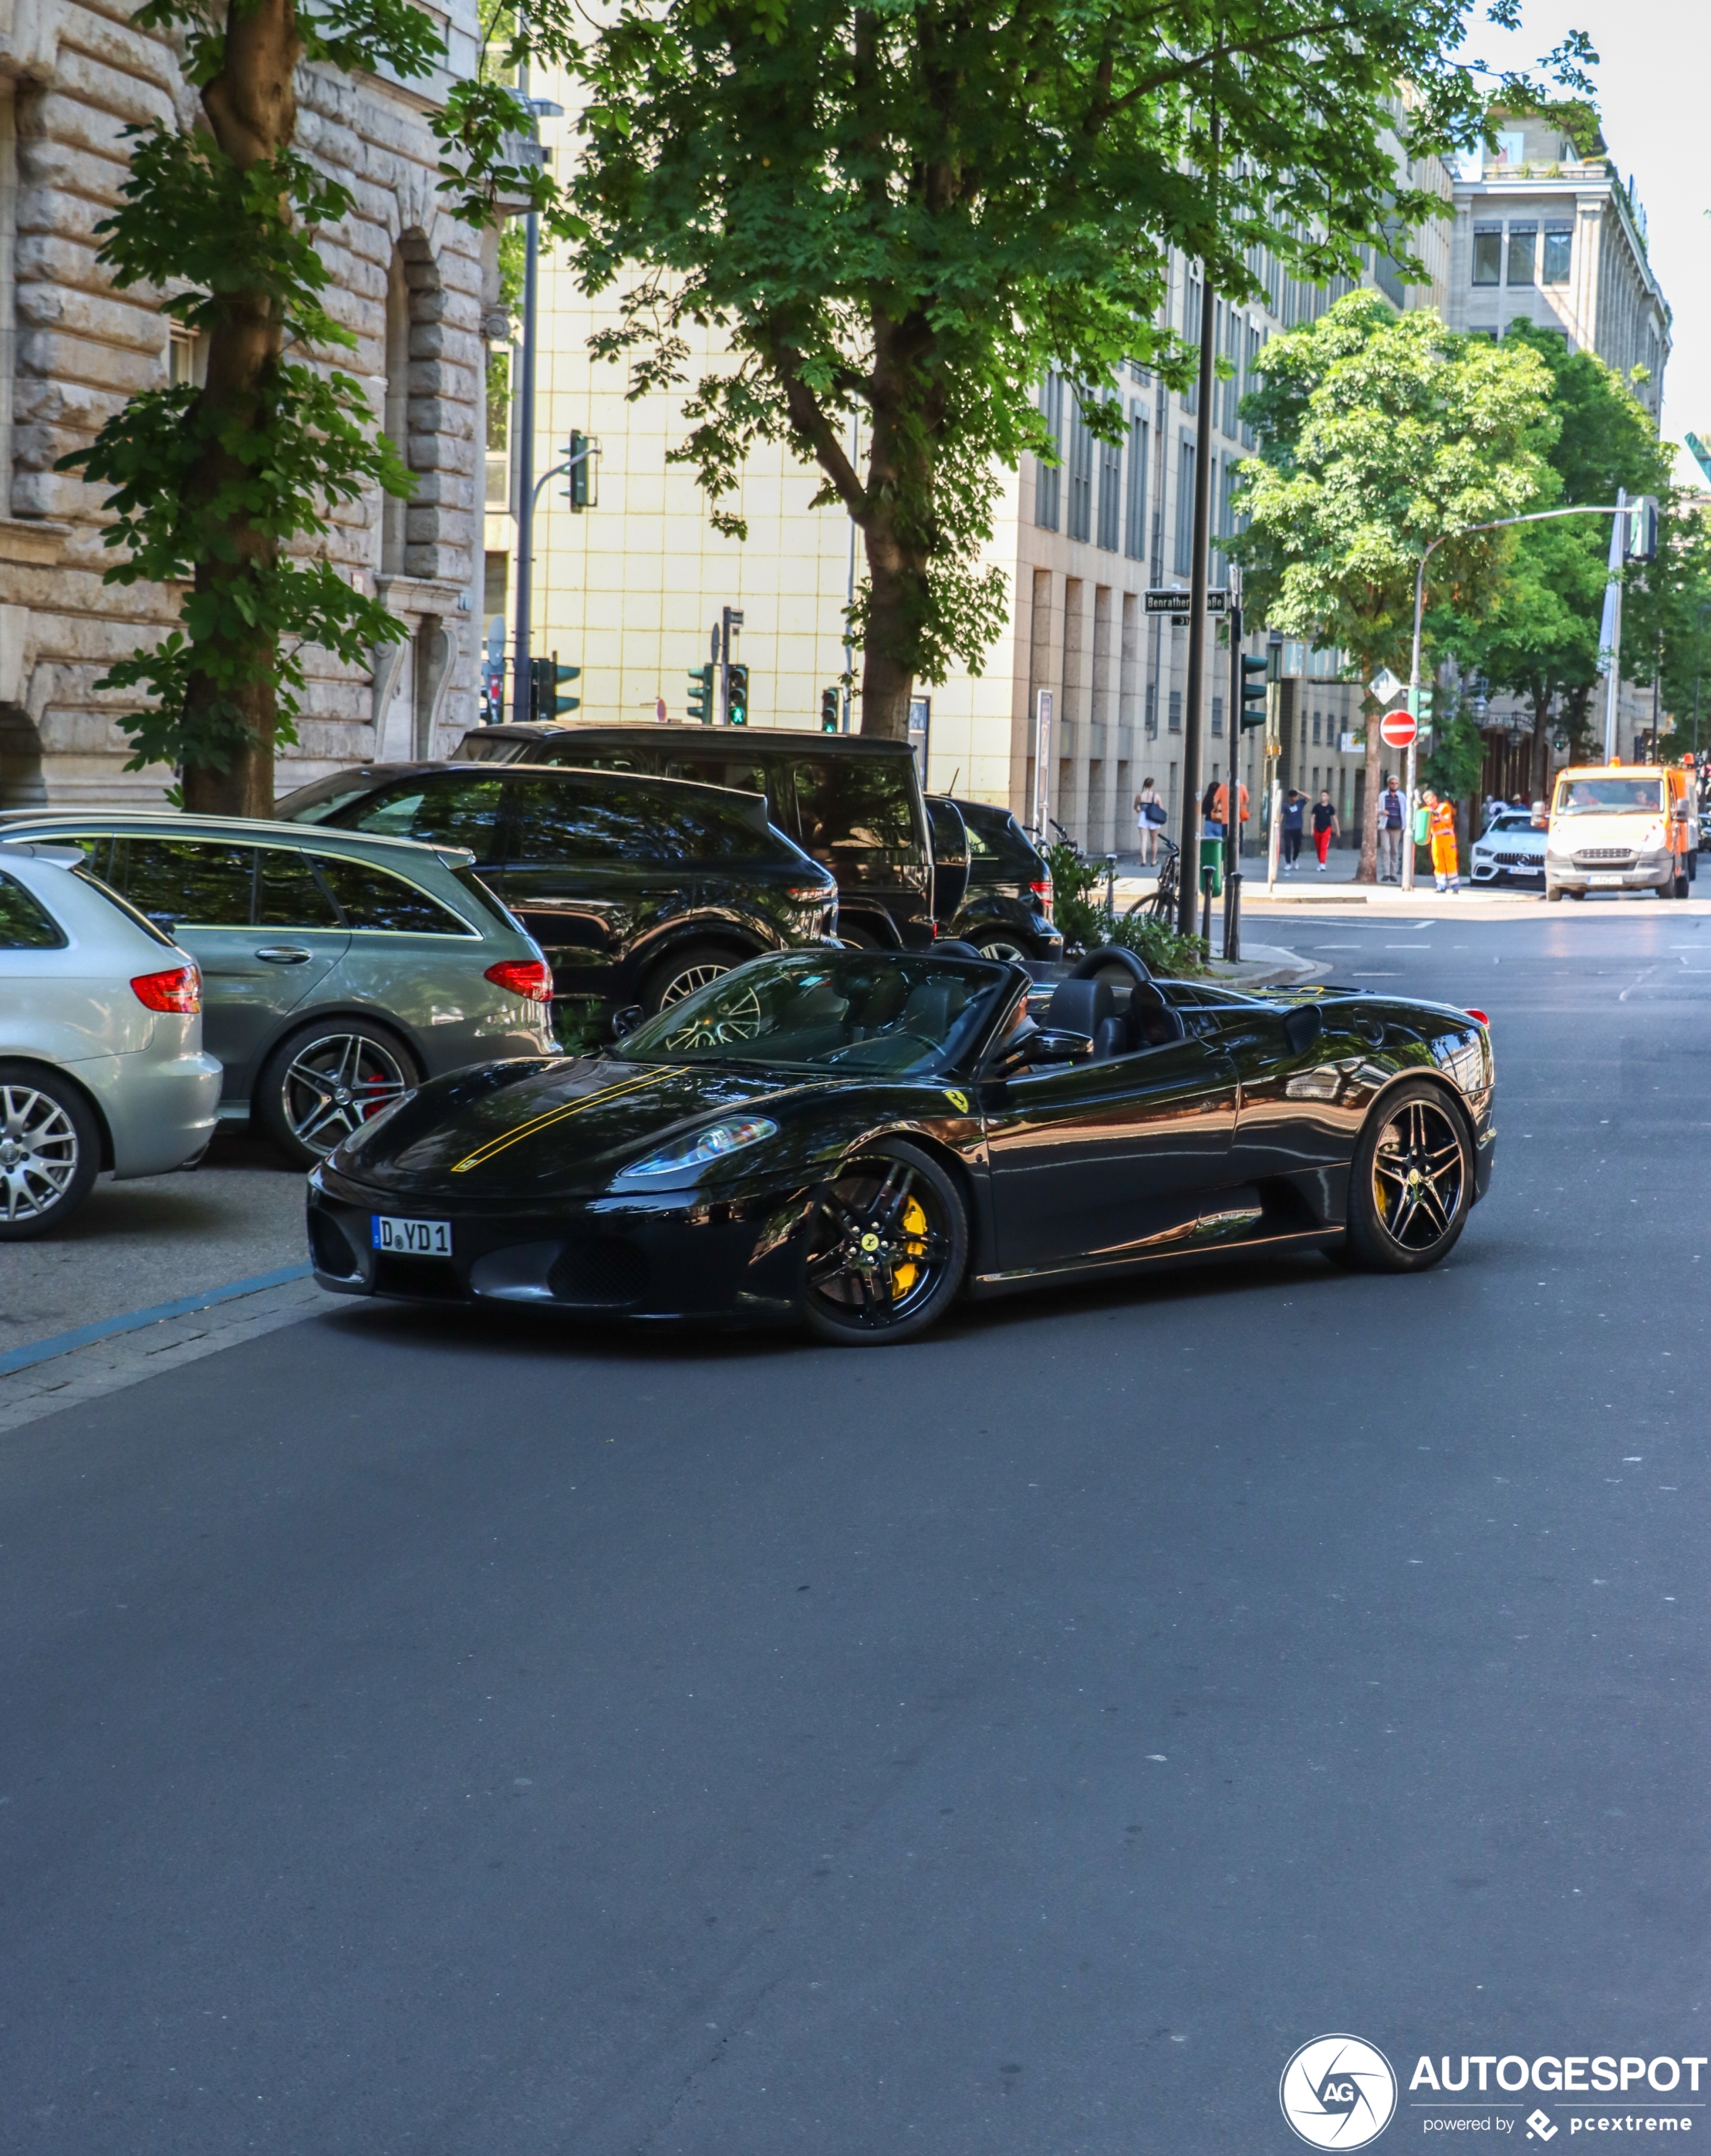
328, 1053, 852, 1200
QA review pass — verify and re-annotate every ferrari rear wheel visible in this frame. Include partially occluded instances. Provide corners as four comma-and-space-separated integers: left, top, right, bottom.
801, 1140, 967, 1345
1344, 1080, 1473, 1274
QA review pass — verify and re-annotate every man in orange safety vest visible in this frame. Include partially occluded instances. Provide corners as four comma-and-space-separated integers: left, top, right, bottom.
1424, 789, 1459, 894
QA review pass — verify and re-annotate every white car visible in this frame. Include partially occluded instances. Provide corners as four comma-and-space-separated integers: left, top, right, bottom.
1471, 810, 1547, 886
0, 843, 222, 1237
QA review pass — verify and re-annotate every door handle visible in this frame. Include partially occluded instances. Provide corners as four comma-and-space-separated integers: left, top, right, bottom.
254, 946, 313, 964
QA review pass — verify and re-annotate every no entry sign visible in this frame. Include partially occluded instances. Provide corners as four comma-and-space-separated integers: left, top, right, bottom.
1379, 709, 1419, 748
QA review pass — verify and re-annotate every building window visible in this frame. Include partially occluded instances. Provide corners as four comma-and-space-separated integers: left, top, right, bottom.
1543, 224, 1573, 285
1312, 711, 1322, 745
1167, 688, 1182, 733
1183, 274, 1202, 414
1210, 695, 1224, 738
1067, 393, 1093, 544
1124, 415, 1149, 561
1144, 680, 1157, 737
1472, 224, 1502, 286
485, 346, 510, 508
1174, 437, 1196, 575
168, 325, 207, 389
1506, 223, 1537, 286
1035, 374, 1063, 531
1095, 418, 1122, 552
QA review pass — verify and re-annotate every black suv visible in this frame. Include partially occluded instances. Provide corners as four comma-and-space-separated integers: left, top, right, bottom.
276, 762, 837, 1019
930, 797, 1059, 960
455, 722, 935, 952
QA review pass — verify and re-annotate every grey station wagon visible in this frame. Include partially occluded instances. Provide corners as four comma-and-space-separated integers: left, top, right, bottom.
0, 813, 553, 1166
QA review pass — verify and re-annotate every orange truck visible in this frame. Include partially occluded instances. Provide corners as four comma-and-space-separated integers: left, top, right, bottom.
1545, 761, 1698, 901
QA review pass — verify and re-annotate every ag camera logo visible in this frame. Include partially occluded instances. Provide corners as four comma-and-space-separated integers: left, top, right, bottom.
1281, 2034, 1398, 2149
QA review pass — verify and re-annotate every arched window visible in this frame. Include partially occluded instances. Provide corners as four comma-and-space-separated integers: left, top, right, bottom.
380, 231, 441, 578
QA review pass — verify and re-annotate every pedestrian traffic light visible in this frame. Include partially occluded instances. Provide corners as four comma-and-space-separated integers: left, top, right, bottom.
1239, 653, 1268, 729
725, 662, 750, 726
529, 655, 579, 719
686, 663, 713, 723
820, 687, 841, 733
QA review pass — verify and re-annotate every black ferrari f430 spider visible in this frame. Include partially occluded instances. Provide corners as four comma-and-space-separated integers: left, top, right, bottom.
305, 945, 1494, 1344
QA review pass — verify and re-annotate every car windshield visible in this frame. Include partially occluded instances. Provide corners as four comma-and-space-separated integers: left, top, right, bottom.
1489, 812, 1539, 832
1553, 777, 1665, 816
616, 952, 1011, 1074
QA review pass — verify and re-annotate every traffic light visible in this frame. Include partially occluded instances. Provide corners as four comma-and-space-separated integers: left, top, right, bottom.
1626, 495, 1658, 562
686, 663, 713, 723
529, 655, 580, 720
1238, 653, 1268, 729
1407, 684, 1435, 723
563, 430, 599, 511
725, 662, 750, 726
820, 687, 841, 733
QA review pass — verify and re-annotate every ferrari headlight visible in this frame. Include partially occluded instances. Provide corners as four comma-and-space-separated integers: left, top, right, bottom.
615, 1116, 778, 1183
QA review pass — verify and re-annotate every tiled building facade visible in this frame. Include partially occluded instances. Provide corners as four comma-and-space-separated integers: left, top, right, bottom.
0, 0, 492, 809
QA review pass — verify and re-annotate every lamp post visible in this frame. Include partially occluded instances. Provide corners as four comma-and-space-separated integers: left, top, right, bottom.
1402, 498, 1641, 891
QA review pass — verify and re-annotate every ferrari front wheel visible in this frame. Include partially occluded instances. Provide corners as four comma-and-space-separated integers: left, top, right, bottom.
1344, 1080, 1473, 1274
801, 1140, 967, 1345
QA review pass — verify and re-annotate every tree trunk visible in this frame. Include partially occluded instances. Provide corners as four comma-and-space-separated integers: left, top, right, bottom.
1356, 686, 1382, 882
181, 0, 300, 816
858, 525, 917, 742
1530, 688, 1553, 806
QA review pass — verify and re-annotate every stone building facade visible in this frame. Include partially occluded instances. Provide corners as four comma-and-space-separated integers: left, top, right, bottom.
0, 0, 492, 809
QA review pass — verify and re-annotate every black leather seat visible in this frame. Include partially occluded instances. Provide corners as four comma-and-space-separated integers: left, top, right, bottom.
1043, 977, 1114, 1044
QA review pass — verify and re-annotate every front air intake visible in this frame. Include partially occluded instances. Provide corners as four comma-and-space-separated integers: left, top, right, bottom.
547, 1238, 651, 1307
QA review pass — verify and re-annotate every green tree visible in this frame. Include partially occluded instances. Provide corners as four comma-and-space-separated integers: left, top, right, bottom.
1438, 320, 1669, 800
1229, 291, 1555, 877
566, 0, 1588, 739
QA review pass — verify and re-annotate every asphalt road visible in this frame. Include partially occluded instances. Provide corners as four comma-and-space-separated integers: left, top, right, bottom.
2, 908, 1706, 2154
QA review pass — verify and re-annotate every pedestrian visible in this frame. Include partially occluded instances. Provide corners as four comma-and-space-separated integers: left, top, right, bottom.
1134, 777, 1165, 866
1200, 777, 1223, 840
1212, 776, 1250, 852
1377, 771, 1407, 882
1426, 789, 1460, 892
1311, 789, 1339, 872
1281, 788, 1305, 872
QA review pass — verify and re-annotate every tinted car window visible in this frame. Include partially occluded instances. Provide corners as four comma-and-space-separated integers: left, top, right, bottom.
257, 847, 342, 928
344, 774, 507, 862
313, 853, 474, 936
960, 806, 1040, 878
792, 758, 915, 855
501, 775, 786, 868
657, 754, 774, 800
112, 837, 255, 926
0, 870, 67, 948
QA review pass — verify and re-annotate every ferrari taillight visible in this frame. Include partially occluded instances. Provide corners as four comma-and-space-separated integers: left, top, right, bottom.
484, 958, 552, 1004
131, 965, 201, 1014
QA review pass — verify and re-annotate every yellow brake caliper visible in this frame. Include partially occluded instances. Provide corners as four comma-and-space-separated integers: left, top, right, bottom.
891, 1196, 928, 1297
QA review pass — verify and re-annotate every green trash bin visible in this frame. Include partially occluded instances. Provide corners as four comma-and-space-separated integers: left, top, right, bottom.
1198, 837, 1224, 899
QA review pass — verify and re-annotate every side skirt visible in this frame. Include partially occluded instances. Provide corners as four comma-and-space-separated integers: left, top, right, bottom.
965, 1225, 1343, 1303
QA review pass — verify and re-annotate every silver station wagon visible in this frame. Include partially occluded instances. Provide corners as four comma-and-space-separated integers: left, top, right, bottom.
0, 813, 554, 1167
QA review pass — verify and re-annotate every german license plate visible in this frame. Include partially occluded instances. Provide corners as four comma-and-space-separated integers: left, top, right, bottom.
371, 1215, 452, 1257
1587, 872, 1625, 886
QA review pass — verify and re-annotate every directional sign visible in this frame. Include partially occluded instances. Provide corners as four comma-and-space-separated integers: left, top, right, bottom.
1146, 587, 1229, 616
1367, 666, 1402, 705
1379, 709, 1419, 749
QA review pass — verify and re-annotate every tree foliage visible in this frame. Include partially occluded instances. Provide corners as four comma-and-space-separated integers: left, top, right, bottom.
562, 0, 1591, 738
1229, 290, 1555, 872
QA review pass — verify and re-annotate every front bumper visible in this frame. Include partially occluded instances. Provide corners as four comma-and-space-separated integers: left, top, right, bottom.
306, 1166, 811, 1324
1545, 860, 1674, 894
1471, 858, 1543, 883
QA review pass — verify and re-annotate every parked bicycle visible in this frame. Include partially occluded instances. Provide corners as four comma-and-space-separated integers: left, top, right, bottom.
1128, 835, 1181, 923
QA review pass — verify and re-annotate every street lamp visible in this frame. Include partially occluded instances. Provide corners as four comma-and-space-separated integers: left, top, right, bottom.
1402, 498, 1642, 890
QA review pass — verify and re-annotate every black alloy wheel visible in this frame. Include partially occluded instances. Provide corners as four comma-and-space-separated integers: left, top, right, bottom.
1344, 1079, 1473, 1274
256, 1020, 418, 1169
0, 1062, 100, 1239
641, 940, 750, 1015
801, 1139, 967, 1344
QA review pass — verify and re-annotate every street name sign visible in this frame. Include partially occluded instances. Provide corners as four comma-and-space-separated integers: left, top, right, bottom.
1146, 588, 1229, 616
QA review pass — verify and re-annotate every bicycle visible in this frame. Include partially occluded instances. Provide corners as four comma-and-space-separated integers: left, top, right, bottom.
1127, 835, 1181, 923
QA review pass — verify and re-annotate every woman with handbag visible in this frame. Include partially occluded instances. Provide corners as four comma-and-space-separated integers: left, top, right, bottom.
1134, 779, 1165, 867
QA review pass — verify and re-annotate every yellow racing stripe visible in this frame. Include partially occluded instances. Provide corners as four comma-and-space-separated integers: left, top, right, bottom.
450, 1067, 662, 1174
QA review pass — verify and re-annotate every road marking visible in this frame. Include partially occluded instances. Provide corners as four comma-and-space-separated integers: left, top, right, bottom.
0, 1264, 315, 1379
1386, 943, 1430, 948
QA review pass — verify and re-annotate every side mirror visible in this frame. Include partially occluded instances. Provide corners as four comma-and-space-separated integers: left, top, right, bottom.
607, 1004, 645, 1041
1283, 1005, 1324, 1057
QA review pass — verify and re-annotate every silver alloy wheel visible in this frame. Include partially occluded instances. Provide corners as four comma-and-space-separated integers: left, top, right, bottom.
658, 960, 732, 1008
976, 936, 1033, 962
0, 1084, 80, 1222
1370, 1095, 1466, 1253
280, 1033, 411, 1158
